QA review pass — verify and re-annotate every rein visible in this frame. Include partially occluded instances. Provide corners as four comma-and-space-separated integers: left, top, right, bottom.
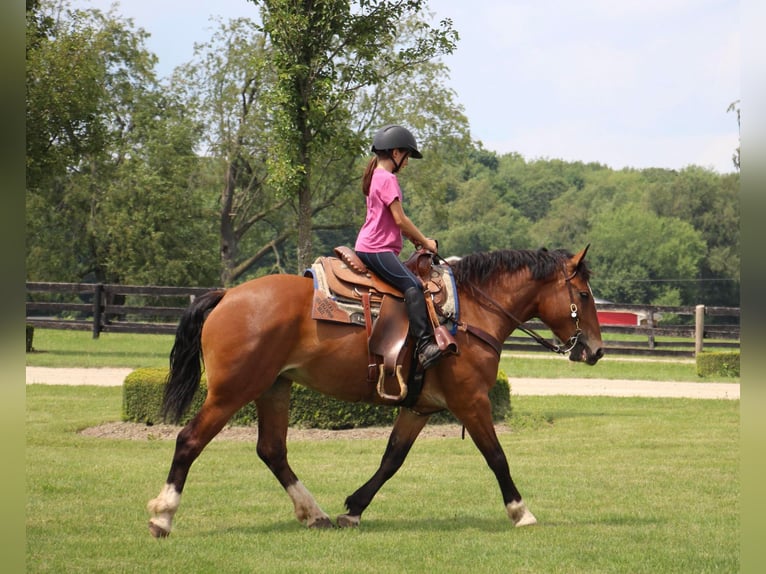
436, 254, 582, 357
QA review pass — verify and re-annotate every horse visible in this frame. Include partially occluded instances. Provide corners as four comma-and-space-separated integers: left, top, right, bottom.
147, 246, 604, 537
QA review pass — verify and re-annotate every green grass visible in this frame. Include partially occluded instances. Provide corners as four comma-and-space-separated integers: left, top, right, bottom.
499, 354, 738, 383
26, 385, 739, 573
26, 328, 173, 368
26, 328, 738, 383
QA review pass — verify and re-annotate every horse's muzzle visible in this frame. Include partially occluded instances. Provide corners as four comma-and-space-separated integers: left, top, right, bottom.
569, 342, 604, 365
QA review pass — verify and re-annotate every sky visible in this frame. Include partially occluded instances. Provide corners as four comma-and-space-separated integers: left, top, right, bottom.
68, 0, 740, 174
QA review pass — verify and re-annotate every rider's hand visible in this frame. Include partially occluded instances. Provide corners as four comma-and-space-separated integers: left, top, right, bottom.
422, 238, 438, 254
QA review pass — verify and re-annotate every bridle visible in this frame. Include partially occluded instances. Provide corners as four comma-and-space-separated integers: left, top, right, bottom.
440, 257, 584, 356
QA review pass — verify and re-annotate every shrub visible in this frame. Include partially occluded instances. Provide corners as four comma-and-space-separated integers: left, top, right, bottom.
696, 351, 740, 378
123, 368, 512, 428
122, 368, 258, 426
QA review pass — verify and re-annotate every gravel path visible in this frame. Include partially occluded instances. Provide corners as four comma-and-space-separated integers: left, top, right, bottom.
27, 366, 738, 442
26, 366, 739, 400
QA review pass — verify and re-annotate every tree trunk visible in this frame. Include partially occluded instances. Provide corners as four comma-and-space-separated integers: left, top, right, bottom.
220, 164, 237, 286
296, 180, 313, 273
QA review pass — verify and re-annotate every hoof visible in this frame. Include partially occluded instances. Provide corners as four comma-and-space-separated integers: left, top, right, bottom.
148, 520, 170, 538
514, 511, 538, 527
507, 500, 538, 527
336, 514, 360, 528
308, 516, 335, 529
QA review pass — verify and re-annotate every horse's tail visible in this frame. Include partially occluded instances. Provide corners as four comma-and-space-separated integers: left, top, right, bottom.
161, 289, 227, 424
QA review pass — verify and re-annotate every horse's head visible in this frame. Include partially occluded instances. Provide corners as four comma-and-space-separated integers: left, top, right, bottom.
537, 245, 604, 365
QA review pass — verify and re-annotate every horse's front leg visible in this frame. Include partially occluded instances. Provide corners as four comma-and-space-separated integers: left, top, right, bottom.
337, 408, 430, 527
256, 378, 333, 528
455, 395, 537, 527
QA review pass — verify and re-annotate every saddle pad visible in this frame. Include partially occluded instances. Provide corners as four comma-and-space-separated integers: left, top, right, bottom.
306, 262, 374, 325
306, 259, 460, 332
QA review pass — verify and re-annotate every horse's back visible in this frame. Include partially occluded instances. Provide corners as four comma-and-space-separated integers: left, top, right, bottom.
200, 275, 314, 372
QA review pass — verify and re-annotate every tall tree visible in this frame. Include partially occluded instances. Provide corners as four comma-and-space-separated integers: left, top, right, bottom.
251, 0, 458, 271
173, 18, 292, 285
177, 6, 463, 282
26, 0, 217, 285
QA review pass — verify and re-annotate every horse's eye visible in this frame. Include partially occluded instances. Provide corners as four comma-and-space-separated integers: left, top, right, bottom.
579, 291, 590, 300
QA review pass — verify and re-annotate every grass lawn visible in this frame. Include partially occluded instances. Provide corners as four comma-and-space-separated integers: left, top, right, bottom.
26, 329, 174, 368
26, 384, 739, 573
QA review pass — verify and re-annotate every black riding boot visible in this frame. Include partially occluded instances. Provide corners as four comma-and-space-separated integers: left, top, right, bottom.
404, 287, 444, 370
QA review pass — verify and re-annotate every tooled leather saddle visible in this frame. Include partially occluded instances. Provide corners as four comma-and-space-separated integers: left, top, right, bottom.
304, 246, 459, 405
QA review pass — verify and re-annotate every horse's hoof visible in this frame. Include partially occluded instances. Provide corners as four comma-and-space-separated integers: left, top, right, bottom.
514, 511, 538, 527
148, 520, 170, 538
507, 500, 537, 527
336, 514, 360, 528
308, 516, 335, 529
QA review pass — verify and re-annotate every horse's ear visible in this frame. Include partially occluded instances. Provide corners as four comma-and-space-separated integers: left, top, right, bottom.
571, 244, 590, 270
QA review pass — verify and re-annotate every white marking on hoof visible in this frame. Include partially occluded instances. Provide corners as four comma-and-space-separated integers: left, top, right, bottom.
337, 514, 361, 528
507, 500, 537, 527
147, 483, 181, 537
286, 481, 330, 527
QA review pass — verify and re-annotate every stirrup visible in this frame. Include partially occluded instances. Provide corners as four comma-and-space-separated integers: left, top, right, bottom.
376, 365, 408, 401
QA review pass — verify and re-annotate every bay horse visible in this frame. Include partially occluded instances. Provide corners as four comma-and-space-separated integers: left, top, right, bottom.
147, 246, 603, 537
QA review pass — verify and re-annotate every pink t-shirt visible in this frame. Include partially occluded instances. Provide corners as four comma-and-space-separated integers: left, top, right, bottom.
354, 168, 403, 254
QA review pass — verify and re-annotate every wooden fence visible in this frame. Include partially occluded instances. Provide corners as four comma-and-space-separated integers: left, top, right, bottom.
26, 282, 740, 358
25, 282, 215, 338
507, 303, 739, 357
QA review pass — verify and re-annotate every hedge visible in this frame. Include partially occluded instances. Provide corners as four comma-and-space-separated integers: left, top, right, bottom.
123, 368, 512, 429
696, 351, 740, 378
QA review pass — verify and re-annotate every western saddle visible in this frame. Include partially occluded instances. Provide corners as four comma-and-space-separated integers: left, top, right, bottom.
305, 246, 458, 404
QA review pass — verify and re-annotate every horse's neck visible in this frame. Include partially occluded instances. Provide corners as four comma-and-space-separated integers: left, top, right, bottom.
458, 274, 540, 339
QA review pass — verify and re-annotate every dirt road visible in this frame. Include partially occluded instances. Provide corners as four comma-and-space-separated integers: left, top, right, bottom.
25, 367, 739, 400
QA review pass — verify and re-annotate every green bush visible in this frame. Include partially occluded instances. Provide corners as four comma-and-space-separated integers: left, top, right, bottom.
122, 368, 258, 426
123, 368, 512, 428
696, 351, 740, 378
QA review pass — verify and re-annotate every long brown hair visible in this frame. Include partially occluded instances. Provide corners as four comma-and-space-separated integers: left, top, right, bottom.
362, 150, 395, 196
361, 156, 378, 196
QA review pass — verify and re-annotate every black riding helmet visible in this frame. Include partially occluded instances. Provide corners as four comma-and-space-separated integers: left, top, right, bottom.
371, 125, 423, 159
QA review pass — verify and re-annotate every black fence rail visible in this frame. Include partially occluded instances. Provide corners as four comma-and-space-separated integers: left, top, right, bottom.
505, 303, 739, 358
26, 282, 739, 358
25, 282, 217, 338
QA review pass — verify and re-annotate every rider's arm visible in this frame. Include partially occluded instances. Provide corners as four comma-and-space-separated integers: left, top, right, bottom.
388, 199, 438, 253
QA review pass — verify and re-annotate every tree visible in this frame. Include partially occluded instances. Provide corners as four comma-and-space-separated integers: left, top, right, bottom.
172, 18, 292, 285
250, 0, 458, 271
26, 0, 217, 286
529, 165, 644, 249
436, 177, 532, 256
647, 166, 739, 304
587, 206, 706, 304
175, 6, 464, 282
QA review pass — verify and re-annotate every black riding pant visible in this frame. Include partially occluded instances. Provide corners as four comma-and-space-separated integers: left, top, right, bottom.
355, 251, 421, 293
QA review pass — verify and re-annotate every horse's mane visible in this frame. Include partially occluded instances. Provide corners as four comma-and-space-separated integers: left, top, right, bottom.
450, 248, 590, 286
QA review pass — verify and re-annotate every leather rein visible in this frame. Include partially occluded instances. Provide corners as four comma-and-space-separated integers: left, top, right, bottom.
436, 257, 583, 357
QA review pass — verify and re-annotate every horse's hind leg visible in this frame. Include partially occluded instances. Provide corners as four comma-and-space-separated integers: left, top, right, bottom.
255, 377, 332, 528
337, 408, 430, 527
147, 397, 244, 538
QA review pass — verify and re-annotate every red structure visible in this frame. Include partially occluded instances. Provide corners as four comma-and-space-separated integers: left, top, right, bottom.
596, 310, 641, 326
594, 298, 646, 326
